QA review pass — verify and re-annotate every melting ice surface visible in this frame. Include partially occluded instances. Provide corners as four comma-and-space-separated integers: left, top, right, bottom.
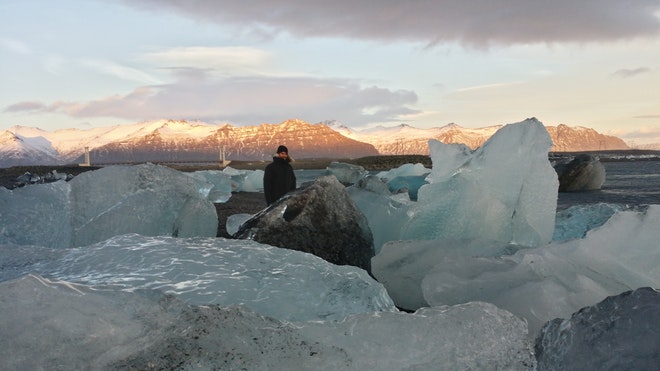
0, 163, 218, 248
0, 234, 395, 322
1, 118, 659, 368
374, 205, 660, 334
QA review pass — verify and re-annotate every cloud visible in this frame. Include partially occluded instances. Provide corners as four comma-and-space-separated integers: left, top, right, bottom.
81, 59, 163, 84
4, 101, 48, 113
455, 81, 523, 93
5, 75, 418, 126
122, 0, 660, 46
141, 46, 273, 75
612, 67, 651, 78
634, 114, 660, 119
616, 125, 660, 145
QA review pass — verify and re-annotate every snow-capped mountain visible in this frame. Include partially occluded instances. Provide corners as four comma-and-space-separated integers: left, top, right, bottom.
1, 118, 629, 167
324, 119, 628, 155
0, 119, 379, 167
325, 121, 501, 154
0, 130, 60, 166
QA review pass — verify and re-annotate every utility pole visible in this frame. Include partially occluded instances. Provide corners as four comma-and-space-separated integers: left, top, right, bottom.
79, 146, 91, 167
220, 144, 231, 167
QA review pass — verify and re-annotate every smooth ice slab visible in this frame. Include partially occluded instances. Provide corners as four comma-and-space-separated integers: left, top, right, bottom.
0, 274, 535, 370
187, 170, 232, 203
222, 166, 265, 192
69, 164, 218, 246
1, 164, 219, 248
421, 205, 660, 335
372, 238, 516, 310
326, 162, 368, 185
347, 183, 412, 253
2, 234, 395, 321
0, 181, 72, 248
553, 203, 624, 241
402, 118, 558, 247
297, 302, 534, 370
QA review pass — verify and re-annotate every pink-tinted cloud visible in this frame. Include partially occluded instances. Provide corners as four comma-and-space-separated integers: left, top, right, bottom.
5, 76, 418, 126
4, 101, 48, 113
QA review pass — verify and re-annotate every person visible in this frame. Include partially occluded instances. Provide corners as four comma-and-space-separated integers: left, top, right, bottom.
263, 145, 296, 205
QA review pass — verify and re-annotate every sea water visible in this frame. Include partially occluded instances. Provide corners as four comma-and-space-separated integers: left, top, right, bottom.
297, 160, 660, 209
556, 160, 660, 209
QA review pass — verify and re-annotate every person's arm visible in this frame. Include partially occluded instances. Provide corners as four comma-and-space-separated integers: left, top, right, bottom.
289, 168, 296, 191
263, 166, 274, 204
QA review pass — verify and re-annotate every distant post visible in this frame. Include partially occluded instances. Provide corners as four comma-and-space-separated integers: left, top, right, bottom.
79, 146, 91, 167
220, 144, 231, 167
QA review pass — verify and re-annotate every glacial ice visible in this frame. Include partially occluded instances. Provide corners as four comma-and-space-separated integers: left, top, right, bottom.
375, 162, 431, 179
0, 234, 395, 321
0, 274, 535, 370
2, 118, 658, 368
186, 169, 233, 202
386, 175, 428, 200
0, 181, 72, 249
325, 161, 368, 185
0, 164, 218, 248
347, 182, 412, 253
420, 205, 660, 335
372, 239, 516, 310
402, 118, 559, 247
222, 166, 265, 192
226, 213, 253, 235
553, 203, 624, 241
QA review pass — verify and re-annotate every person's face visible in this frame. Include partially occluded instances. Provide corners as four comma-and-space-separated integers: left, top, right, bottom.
278, 151, 288, 160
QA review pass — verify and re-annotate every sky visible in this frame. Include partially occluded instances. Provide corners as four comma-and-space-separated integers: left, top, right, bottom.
1, 0, 660, 146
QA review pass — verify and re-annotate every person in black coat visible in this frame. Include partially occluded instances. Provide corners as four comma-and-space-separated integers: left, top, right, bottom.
263, 145, 296, 205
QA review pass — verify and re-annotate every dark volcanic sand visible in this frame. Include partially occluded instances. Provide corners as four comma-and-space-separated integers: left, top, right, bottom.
215, 192, 267, 238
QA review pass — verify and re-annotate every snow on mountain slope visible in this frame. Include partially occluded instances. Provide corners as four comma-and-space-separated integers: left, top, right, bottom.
0, 130, 60, 165
1, 118, 631, 167
324, 121, 502, 154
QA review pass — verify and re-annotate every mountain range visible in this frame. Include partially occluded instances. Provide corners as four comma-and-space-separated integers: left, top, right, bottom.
0, 118, 629, 168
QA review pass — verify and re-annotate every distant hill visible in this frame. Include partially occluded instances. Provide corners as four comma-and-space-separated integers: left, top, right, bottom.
0, 118, 629, 167
326, 120, 628, 155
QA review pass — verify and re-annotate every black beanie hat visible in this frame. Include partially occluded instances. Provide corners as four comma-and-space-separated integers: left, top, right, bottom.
276, 145, 288, 154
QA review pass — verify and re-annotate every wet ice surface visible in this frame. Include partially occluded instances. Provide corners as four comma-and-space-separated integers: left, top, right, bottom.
2, 119, 659, 369
1, 234, 395, 322
0, 274, 535, 370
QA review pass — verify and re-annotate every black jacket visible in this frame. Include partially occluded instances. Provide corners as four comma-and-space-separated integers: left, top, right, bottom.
263, 157, 296, 205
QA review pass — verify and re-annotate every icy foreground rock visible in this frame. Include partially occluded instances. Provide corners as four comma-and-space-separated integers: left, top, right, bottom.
419, 205, 660, 335
0, 275, 535, 370
372, 239, 516, 311
235, 176, 375, 273
535, 287, 660, 370
325, 161, 369, 185
0, 181, 72, 248
0, 164, 218, 248
186, 169, 232, 202
403, 118, 558, 247
221, 166, 265, 192
70, 164, 217, 246
347, 180, 411, 253
553, 203, 625, 241
0, 234, 394, 321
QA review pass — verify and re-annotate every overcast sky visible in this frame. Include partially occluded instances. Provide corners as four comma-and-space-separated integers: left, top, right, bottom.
2, 0, 660, 145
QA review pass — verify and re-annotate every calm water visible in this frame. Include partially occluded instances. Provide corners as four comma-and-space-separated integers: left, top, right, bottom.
557, 161, 660, 210
295, 161, 660, 211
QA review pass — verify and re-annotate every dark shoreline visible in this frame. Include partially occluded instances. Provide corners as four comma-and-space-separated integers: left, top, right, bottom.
3, 151, 660, 189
